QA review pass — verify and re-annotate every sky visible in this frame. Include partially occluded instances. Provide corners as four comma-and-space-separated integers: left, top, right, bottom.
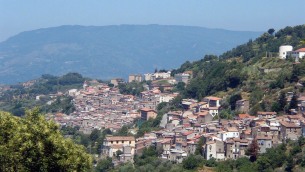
1, 0, 305, 42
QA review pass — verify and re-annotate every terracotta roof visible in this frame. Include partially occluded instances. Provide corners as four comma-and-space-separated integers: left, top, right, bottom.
295, 48, 305, 52
226, 127, 238, 132
280, 121, 301, 128
205, 96, 222, 101
238, 114, 251, 119
140, 108, 156, 112
197, 111, 209, 116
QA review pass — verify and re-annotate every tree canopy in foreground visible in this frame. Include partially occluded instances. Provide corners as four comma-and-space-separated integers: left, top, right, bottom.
0, 108, 92, 171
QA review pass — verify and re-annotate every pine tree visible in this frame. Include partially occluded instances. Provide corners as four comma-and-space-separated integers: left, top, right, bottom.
278, 92, 287, 111
289, 92, 298, 110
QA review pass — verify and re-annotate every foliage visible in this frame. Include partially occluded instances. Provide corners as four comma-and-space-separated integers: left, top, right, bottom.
95, 157, 113, 172
0, 108, 92, 171
229, 92, 242, 110
118, 82, 145, 96
246, 138, 259, 162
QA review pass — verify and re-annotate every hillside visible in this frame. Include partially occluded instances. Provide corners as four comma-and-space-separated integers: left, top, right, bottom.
0, 25, 261, 84
172, 24, 305, 115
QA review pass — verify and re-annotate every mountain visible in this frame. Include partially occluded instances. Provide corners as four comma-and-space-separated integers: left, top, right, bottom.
0, 25, 261, 84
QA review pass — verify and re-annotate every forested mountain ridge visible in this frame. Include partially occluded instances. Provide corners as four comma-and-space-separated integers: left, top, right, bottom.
0, 25, 261, 84
172, 24, 305, 115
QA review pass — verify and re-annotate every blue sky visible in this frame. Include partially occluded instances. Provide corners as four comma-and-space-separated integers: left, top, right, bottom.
1, 0, 305, 41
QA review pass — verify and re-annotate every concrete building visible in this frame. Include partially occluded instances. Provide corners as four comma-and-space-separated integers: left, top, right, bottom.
102, 136, 136, 158
235, 99, 250, 113
174, 73, 190, 84
140, 108, 157, 121
279, 45, 293, 59
287, 47, 305, 60
110, 78, 124, 86
128, 74, 143, 83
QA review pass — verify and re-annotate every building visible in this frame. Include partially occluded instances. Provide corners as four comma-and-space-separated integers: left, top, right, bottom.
110, 78, 124, 86
221, 127, 240, 141
235, 99, 250, 113
102, 136, 136, 158
128, 74, 143, 83
280, 121, 302, 141
257, 136, 272, 153
203, 96, 222, 108
287, 47, 305, 60
205, 140, 225, 160
174, 73, 190, 84
279, 45, 293, 59
140, 108, 157, 121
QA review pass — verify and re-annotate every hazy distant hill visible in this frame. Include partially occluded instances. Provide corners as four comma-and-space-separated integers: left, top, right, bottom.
0, 25, 261, 84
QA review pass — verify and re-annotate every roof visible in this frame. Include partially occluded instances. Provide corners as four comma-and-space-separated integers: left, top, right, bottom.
140, 108, 156, 112
257, 111, 277, 115
280, 121, 301, 128
205, 96, 222, 101
238, 114, 251, 119
197, 111, 209, 116
295, 48, 305, 52
105, 136, 135, 141
226, 127, 238, 132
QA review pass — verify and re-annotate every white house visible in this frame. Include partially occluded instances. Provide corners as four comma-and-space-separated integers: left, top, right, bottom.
288, 48, 305, 60
220, 127, 240, 141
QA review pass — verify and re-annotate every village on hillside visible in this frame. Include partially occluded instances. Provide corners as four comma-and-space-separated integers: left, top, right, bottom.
38, 45, 305, 166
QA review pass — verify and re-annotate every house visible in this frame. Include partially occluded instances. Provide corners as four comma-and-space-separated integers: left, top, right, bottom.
196, 111, 213, 124
110, 78, 124, 86
119, 146, 134, 163
257, 111, 277, 119
287, 47, 305, 59
235, 99, 250, 113
169, 149, 188, 163
280, 121, 302, 141
221, 127, 240, 141
203, 96, 222, 107
225, 138, 249, 159
174, 73, 190, 84
128, 74, 142, 83
205, 140, 225, 160
102, 136, 136, 158
140, 108, 157, 121
257, 136, 272, 153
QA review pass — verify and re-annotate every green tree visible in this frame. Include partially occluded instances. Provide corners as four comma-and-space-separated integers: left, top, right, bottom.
268, 28, 275, 35
279, 91, 287, 111
289, 92, 298, 110
0, 108, 92, 171
195, 137, 206, 155
95, 157, 113, 172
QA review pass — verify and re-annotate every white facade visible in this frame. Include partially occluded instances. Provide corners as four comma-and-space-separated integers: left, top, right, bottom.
221, 131, 239, 141
279, 45, 293, 59
288, 49, 305, 59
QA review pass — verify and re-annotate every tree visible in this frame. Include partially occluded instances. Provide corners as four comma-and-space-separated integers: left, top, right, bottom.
279, 91, 287, 111
195, 137, 206, 155
246, 137, 259, 162
229, 93, 242, 110
268, 28, 275, 35
289, 92, 298, 110
95, 157, 113, 172
0, 108, 92, 171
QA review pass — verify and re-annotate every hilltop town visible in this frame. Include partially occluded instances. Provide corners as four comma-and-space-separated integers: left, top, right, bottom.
43, 44, 305, 167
